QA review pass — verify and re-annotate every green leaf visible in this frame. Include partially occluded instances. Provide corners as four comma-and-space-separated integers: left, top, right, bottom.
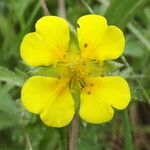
0, 84, 20, 129
127, 23, 150, 52
39, 128, 61, 150
0, 66, 29, 86
0, 13, 14, 40
10, 0, 33, 20
122, 109, 133, 150
58, 127, 70, 150
125, 35, 145, 57
105, 0, 147, 27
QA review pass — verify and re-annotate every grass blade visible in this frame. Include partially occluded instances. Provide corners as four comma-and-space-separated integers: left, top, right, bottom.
123, 109, 133, 150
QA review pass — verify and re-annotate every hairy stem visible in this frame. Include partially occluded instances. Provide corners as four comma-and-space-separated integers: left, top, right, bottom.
69, 115, 79, 150
58, 0, 66, 18
39, 0, 50, 15
80, 0, 94, 14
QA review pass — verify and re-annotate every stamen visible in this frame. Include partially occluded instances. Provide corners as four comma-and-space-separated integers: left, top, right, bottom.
79, 80, 86, 88
82, 61, 86, 66
101, 74, 104, 77
58, 75, 62, 79
84, 43, 88, 48
63, 54, 67, 58
90, 83, 94, 86
87, 91, 91, 95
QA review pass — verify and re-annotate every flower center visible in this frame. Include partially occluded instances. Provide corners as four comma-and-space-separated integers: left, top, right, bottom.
54, 53, 103, 96
58, 56, 102, 94
66, 59, 89, 80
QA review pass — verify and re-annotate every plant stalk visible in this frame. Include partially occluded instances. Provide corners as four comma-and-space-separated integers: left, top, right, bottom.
69, 115, 79, 150
123, 109, 133, 150
39, 0, 50, 15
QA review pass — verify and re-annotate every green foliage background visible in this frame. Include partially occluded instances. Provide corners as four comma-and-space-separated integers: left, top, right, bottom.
0, 0, 150, 149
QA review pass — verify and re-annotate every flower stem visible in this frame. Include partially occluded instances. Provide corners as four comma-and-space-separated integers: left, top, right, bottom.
80, 0, 94, 14
123, 109, 133, 150
69, 115, 79, 150
58, 0, 66, 18
39, 0, 50, 15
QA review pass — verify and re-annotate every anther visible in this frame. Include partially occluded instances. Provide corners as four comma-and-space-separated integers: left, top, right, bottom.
63, 54, 67, 58
84, 43, 88, 48
90, 83, 94, 86
87, 91, 91, 95
101, 74, 104, 77
83, 61, 86, 66
58, 75, 62, 79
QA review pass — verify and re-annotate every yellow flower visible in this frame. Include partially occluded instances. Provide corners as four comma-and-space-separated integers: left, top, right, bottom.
20, 15, 130, 127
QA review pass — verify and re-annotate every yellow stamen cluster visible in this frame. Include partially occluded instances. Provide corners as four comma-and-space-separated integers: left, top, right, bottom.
56, 57, 98, 95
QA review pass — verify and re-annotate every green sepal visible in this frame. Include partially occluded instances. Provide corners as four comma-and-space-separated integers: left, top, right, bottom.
102, 60, 124, 76
86, 60, 102, 77
70, 80, 80, 113
28, 64, 66, 78
68, 24, 80, 54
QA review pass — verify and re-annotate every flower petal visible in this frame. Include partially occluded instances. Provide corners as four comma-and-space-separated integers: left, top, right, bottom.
80, 89, 114, 124
77, 15, 125, 61
21, 76, 56, 114
40, 87, 75, 127
20, 16, 70, 66
21, 76, 74, 127
79, 76, 130, 124
21, 76, 74, 117
92, 76, 131, 110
